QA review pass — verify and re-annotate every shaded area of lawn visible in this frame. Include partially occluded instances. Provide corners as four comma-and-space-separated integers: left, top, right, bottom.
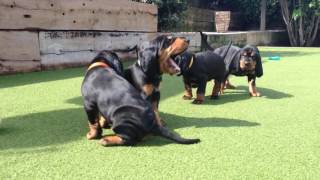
0, 108, 259, 150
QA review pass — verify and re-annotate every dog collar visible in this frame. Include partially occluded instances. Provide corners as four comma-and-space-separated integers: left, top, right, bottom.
87, 62, 109, 71
188, 56, 194, 69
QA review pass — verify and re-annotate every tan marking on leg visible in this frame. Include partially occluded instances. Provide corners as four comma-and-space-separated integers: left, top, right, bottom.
248, 80, 261, 97
220, 82, 225, 95
152, 102, 165, 126
99, 135, 124, 146
142, 84, 154, 96
225, 78, 236, 89
183, 87, 193, 100
193, 94, 204, 104
86, 122, 102, 140
211, 80, 221, 99
99, 115, 110, 129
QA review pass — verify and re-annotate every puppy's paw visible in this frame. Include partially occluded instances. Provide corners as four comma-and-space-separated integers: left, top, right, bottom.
249, 92, 261, 97
99, 136, 124, 146
225, 84, 236, 89
192, 99, 203, 104
182, 95, 193, 100
86, 130, 102, 140
210, 95, 219, 100
99, 138, 110, 146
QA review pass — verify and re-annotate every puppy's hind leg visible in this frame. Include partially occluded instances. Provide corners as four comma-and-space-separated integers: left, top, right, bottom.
84, 102, 102, 140
99, 135, 125, 146
211, 80, 221, 99
193, 79, 207, 104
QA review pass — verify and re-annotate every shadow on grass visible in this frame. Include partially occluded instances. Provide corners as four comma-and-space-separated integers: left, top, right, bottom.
235, 85, 293, 99
200, 85, 293, 105
0, 61, 135, 89
0, 108, 87, 150
139, 112, 260, 147
0, 107, 260, 149
0, 67, 85, 89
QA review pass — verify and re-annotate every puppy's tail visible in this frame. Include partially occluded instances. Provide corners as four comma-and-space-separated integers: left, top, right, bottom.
221, 41, 233, 60
200, 31, 214, 51
112, 45, 138, 53
153, 126, 200, 144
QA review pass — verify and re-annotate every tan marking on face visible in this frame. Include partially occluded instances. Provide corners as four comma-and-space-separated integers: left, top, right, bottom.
159, 37, 189, 74
142, 84, 154, 96
100, 135, 124, 146
240, 55, 257, 71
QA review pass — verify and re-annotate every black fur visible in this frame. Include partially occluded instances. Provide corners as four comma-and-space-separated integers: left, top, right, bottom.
124, 35, 187, 116
200, 32, 263, 94
214, 45, 263, 79
174, 40, 232, 103
81, 50, 199, 145
174, 51, 226, 102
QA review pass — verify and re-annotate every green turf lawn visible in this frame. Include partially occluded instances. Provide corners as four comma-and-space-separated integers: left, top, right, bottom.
0, 47, 320, 179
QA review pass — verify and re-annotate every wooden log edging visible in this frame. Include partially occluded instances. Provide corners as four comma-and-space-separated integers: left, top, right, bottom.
0, 30, 288, 75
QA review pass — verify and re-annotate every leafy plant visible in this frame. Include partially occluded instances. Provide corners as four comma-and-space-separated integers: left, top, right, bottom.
132, 0, 187, 31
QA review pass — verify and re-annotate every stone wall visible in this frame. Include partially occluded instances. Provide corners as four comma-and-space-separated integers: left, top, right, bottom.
204, 30, 290, 48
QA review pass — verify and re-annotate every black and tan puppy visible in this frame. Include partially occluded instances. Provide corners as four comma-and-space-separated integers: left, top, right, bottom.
200, 32, 263, 96
214, 45, 263, 96
173, 43, 231, 104
81, 50, 199, 146
124, 35, 189, 125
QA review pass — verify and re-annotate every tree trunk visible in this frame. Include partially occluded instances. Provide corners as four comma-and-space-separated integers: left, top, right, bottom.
307, 16, 320, 46
279, 0, 298, 46
260, 0, 267, 31
279, 0, 320, 46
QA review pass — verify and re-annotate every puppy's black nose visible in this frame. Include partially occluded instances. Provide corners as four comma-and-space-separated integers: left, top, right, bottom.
186, 39, 190, 44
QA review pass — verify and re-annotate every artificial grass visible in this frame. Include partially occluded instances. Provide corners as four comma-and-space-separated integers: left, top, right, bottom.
1, 47, 320, 179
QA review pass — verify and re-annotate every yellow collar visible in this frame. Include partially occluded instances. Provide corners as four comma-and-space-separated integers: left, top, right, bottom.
87, 62, 109, 71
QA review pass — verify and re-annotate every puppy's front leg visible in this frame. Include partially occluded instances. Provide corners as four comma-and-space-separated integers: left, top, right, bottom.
182, 77, 193, 100
151, 90, 166, 126
193, 78, 207, 104
211, 80, 221, 99
248, 76, 261, 97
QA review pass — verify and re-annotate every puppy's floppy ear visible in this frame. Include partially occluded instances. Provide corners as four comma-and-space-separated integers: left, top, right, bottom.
111, 54, 124, 76
255, 49, 263, 77
138, 42, 158, 75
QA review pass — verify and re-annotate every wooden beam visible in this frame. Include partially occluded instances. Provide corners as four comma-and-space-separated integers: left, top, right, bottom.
0, 0, 157, 32
0, 31, 40, 61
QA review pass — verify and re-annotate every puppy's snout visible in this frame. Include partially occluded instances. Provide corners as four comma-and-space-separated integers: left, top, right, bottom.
175, 67, 181, 74
186, 39, 190, 44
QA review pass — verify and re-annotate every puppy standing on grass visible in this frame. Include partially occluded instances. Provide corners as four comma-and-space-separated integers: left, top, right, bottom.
214, 45, 263, 97
173, 42, 232, 104
124, 35, 189, 125
81, 51, 199, 146
200, 32, 263, 97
